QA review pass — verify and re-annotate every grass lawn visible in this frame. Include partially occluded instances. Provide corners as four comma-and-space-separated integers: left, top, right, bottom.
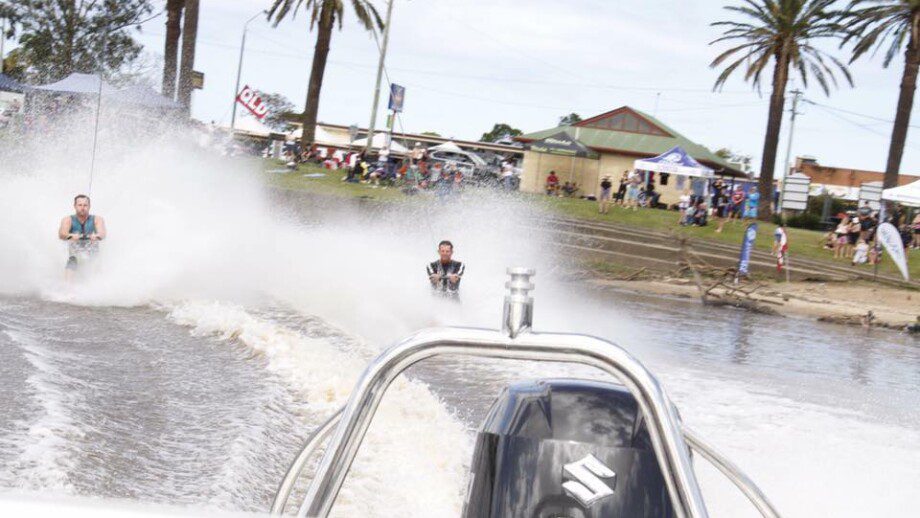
264, 160, 408, 202
262, 159, 920, 280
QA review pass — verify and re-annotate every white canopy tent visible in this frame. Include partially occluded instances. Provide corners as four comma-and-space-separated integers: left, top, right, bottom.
226, 115, 273, 138
287, 125, 340, 146
34, 73, 118, 94
351, 131, 408, 154
429, 141, 463, 153
882, 179, 920, 206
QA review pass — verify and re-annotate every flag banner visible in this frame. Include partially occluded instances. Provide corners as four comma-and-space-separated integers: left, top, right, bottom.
388, 83, 405, 112
877, 222, 909, 281
236, 85, 268, 119
774, 226, 788, 273
738, 223, 758, 276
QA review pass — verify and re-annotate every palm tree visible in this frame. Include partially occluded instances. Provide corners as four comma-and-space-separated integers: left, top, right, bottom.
161, 0, 184, 99
711, 0, 852, 220
269, 0, 383, 149
176, 0, 199, 114
842, 1, 920, 189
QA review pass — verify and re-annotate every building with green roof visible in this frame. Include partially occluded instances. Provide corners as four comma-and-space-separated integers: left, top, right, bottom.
515, 106, 747, 203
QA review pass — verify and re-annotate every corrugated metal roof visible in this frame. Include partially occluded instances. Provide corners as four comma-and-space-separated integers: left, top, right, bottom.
517, 106, 744, 176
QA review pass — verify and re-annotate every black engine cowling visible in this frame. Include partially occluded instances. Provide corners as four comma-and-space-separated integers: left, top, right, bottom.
462, 379, 676, 518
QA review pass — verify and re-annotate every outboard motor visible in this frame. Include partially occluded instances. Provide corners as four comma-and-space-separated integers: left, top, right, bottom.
463, 379, 676, 518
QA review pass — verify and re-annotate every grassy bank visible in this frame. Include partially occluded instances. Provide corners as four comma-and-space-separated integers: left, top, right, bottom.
263, 160, 920, 280
535, 194, 920, 279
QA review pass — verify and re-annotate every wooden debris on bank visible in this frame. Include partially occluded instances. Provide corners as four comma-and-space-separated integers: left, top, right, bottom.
676, 235, 780, 315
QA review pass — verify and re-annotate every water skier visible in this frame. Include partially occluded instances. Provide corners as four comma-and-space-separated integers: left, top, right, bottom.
58, 194, 106, 278
427, 240, 464, 296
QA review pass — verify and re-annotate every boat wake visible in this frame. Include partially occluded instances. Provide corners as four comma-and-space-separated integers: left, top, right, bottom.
169, 300, 474, 517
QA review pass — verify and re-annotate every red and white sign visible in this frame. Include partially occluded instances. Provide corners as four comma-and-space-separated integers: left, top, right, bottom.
236, 85, 268, 119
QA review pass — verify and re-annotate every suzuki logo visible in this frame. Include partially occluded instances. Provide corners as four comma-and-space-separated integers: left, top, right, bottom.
562, 454, 616, 507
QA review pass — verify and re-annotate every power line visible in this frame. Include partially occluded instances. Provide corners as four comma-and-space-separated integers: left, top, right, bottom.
811, 103, 920, 153
805, 99, 920, 130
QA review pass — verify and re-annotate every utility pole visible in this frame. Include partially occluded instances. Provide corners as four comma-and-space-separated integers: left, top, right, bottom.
782, 89, 803, 180
231, 11, 263, 132
365, 0, 395, 155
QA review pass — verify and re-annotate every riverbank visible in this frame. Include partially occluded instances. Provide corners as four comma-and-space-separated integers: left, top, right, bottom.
264, 160, 920, 280
583, 272, 920, 331
264, 162, 920, 332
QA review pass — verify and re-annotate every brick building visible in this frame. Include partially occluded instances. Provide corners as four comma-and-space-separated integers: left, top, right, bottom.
794, 156, 917, 199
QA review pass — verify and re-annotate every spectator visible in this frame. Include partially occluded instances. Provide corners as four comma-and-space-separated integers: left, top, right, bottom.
834, 215, 850, 259
545, 171, 560, 196
624, 171, 641, 211
598, 176, 613, 214
743, 186, 760, 219
410, 142, 425, 164
678, 190, 691, 224
847, 213, 861, 257
912, 213, 920, 249
857, 201, 875, 241
563, 181, 578, 197
714, 190, 730, 233
711, 178, 725, 211
645, 182, 660, 208
692, 202, 708, 226
614, 171, 629, 205
501, 160, 516, 191
852, 239, 869, 265
730, 186, 746, 222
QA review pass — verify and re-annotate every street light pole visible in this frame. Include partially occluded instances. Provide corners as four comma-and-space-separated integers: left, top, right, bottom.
365, 0, 395, 155
231, 11, 263, 132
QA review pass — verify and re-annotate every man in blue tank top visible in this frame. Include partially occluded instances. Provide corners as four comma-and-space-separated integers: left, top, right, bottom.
58, 194, 106, 274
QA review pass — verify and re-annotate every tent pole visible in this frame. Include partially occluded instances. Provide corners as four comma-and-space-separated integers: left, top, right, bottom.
537, 152, 543, 193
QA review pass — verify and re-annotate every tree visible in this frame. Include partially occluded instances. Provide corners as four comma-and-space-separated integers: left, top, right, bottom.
176, 0, 199, 114
161, 0, 185, 99
269, 0, 384, 149
842, 1, 920, 189
711, 0, 851, 220
715, 147, 754, 173
480, 123, 522, 142
6, 0, 153, 83
559, 113, 582, 125
0, 5, 20, 74
255, 90, 297, 131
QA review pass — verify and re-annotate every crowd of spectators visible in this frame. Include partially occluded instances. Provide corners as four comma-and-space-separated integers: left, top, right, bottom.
282, 141, 519, 197
823, 202, 917, 266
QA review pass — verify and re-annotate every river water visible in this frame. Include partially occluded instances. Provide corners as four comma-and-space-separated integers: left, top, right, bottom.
0, 283, 917, 517
0, 134, 917, 516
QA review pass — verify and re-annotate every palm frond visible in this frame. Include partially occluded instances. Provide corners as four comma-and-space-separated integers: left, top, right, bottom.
710, 0, 851, 95
268, 0, 383, 33
842, 0, 920, 68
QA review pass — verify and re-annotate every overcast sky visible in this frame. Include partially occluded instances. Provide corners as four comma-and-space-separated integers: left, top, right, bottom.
7, 0, 920, 177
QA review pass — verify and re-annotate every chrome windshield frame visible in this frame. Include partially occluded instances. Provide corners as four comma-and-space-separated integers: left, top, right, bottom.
297, 327, 708, 518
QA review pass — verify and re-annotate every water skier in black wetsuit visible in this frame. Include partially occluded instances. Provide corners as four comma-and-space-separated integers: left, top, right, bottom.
427, 240, 464, 295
